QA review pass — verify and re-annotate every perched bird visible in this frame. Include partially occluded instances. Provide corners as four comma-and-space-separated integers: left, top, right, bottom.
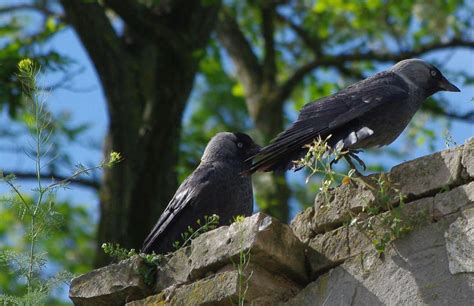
244, 59, 460, 174
142, 132, 259, 254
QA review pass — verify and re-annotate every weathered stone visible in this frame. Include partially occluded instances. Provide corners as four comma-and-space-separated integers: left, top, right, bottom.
69, 256, 153, 305
389, 147, 463, 198
290, 206, 315, 243
170, 271, 239, 306
154, 246, 192, 292
70, 143, 474, 306
433, 182, 474, 219
445, 206, 474, 274
288, 220, 474, 306
462, 137, 474, 179
153, 212, 309, 292
189, 213, 309, 283
312, 174, 386, 233
152, 263, 300, 305
125, 292, 167, 306
308, 197, 434, 274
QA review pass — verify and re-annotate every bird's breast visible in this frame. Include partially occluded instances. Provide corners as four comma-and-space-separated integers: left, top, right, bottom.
345, 96, 423, 149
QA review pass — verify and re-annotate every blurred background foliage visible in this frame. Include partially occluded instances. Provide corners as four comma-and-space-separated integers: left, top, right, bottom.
0, 0, 472, 303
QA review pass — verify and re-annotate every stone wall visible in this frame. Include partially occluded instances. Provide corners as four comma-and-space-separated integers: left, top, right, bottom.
69, 137, 474, 305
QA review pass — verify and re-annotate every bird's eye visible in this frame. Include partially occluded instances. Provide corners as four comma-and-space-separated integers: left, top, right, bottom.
430, 70, 437, 77
237, 142, 243, 148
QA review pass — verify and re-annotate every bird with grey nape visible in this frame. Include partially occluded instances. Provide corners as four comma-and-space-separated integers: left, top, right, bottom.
142, 132, 260, 254
243, 58, 460, 175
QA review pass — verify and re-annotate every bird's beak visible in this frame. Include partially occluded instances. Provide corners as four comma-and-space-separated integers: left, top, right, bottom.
244, 143, 261, 163
250, 142, 261, 155
438, 76, 460, 92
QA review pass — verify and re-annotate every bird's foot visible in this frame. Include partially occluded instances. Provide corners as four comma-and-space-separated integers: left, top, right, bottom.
329, 155, 342, 170
343, 151, 366, 177
348, 151, 366, 171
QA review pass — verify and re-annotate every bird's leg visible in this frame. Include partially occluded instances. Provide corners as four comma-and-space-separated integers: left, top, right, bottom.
343, 155, 362, 176
329, 155, 342, 170
343, 150, 366, 177
348, 150, 366, 171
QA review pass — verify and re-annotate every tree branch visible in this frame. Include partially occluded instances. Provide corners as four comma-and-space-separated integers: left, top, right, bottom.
276, 12, 322, 57
216, 9, 263, 97
261, 3, 276, 85
438, 110, 474, 122
103, 0, 152, 28
59, 0, 125, 117
102, 0, 174, 43
3, 170, 100, 190
0, 3, 57, 16
277, 38, 474, 104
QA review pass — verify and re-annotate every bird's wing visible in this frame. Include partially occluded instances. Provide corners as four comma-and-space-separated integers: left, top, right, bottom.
248, 81, 409, 172
142, 165, 215, 252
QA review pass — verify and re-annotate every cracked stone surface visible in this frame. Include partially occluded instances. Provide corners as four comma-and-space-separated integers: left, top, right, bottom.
155, 212, 309, 293
433, 182, 474, 219
69, 139, 474, 306
307, 197, 434, 275
131, 264, 300, 306
445, 206, 474, 274
69, 256, 153, 305
288, 221, 474, 306
389, 147, 463, 198
462, 137, 474, 179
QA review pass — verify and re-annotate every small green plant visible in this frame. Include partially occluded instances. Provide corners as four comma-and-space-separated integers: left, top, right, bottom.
101, 243, 163, 266
296, 135, 357, 205
443, 129, 457, 148
231, 215, 252, 306
355, 174, 428, 255
102, 214, 220, 265
172, 214, 220, 250
298, 137, 428, 256
0, 59, 121, 304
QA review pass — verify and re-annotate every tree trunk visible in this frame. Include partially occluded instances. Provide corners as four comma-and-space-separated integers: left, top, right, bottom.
252, 93, 290, 222
217, 8, 291, 222
60, 0, 220, 267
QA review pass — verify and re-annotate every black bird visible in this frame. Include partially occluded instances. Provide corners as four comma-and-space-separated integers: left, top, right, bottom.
142, 132, 259, 254
244, 59, 460, 174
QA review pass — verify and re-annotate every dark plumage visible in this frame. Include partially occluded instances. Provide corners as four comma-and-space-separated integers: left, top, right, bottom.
142, 132, 259, 254
245, 59, 460, 174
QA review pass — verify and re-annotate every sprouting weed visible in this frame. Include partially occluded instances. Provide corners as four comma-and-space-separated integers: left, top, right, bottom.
296, 135, 357, 206
173, 214, 220, 250
101, 243, 163, 265
0, 59, 122, 303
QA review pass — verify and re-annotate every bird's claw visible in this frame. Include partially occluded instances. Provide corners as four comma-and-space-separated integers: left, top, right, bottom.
343, 151, 366, 176
329, 156, 341, 169
348, 152, 366, 171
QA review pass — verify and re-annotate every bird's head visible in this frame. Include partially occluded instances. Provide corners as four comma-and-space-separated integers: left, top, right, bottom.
390, 58, 460, 96
201, 132, 260, 164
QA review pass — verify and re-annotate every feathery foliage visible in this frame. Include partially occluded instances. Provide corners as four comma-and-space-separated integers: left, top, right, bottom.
0, 59, 120, 304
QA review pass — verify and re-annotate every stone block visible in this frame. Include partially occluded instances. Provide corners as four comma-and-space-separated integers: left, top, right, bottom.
445, 206, 474, 274
288, 220, 474, 305
189, 213, 309, 283
290, 207, 315, 243
139, 264, 300, 306
433, 182, 474, 219
307, 197, 434, 275
154, 213, 309, 293
125, 292, 167, 306
69, 256, 153, 305
389, 147, 463, 198
462, 137, 474, 179
155, 246, 192, 292
310, 174, 402, 235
